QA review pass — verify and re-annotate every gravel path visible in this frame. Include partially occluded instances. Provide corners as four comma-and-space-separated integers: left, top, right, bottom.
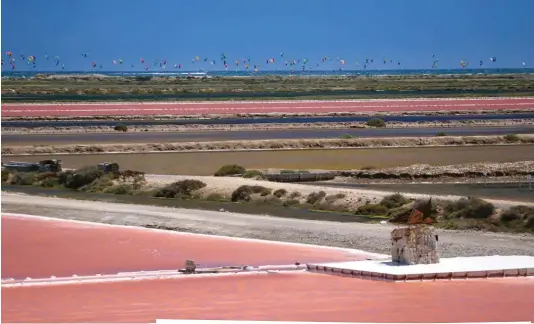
3, 192, 533, 258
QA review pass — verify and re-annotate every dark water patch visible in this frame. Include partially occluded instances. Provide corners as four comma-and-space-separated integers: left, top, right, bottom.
3, 126, 534, 146
2, 88, 533, 103
1, 185, 376, 223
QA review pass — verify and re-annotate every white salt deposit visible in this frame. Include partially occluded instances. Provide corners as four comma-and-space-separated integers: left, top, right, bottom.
155, 320, 533, 324
309, 255, 534, 276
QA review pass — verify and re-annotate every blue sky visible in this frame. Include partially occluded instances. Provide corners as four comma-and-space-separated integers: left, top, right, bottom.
2, 0, 533, 71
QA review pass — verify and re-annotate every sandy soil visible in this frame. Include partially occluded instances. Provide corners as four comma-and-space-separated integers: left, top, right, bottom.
143, 174, 534, 209
336, 160, 534, 180
2, 192, 534, 258
3, 119, 533, 135
6, 145, 533, 175
4, 108, 534, 123
3, 134, 534, 155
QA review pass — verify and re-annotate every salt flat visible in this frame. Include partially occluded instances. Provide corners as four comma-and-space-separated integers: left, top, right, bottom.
308, 255, 534, 280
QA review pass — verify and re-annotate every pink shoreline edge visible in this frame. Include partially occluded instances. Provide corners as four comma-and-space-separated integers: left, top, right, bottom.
1, 213, 389, 260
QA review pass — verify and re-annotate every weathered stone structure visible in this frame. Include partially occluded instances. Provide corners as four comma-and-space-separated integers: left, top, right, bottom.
390, 197, 439, 265
391, 225, 440, 265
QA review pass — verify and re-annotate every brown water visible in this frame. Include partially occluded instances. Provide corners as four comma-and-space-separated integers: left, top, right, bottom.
6, 145, 534, 175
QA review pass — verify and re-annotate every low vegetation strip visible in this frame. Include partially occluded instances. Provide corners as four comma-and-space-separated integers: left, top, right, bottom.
5, 119, 533, 135
3, 135, 533, 155
3, 74, 534, 98
3, 108, 534, 123
338, 161, 534, 179
2, 164, 533, 234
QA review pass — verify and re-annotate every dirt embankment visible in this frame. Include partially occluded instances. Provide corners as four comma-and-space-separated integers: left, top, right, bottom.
3, 135, 533, 155
336, 161, 534, 179
3, 192, 534, 258
3, 119, 533, 135
3, 108, 534, 123
3, 73, 534, 96
142, 174, 534, 209
144, 174, 413, 210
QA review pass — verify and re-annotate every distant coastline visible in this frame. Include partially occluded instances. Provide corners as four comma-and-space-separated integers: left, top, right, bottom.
2, 68, 534, 79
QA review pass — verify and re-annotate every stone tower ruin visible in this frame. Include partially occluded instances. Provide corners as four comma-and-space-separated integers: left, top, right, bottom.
391, 198, 440, 265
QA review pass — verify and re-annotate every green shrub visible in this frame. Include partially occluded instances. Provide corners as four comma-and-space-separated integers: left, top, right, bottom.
325, 193, 345, 203
35, 172, 58, 181
306, 191, 327, 205
526, 216, 534, 230
444, 197, 495, 219
63, 166, 105, 190
114, 123, 128, 132
10, 172, 37, 185
83, 176, 114, 192
366, 118, 386, 128
435, 132, 447, 137
231, 185, 254, 202
503, 134, 520, 142
339, 134, 353, 139
135, 76, 152, 82
380, 193, 410, 209
1, 170, 11, 182
40, 177, 60, 188
154, 179, 207, 198
273, 189, 288, 198
243, 170, 265, 179
206, 193, 225, 201
283, 199, 301, 207
230, 185, 271, 202
438, 219, 497, 232
313, 201, 349, 212
104, 184, 134, 195
501, 206, 534, 222
250, 185, 271, 196
214, 164, 246, 176
58, 170, 73, 185
355, 203, 389, 216
289, 191, 302, 198
255, 196, 282, 206
387, 206, 413, 222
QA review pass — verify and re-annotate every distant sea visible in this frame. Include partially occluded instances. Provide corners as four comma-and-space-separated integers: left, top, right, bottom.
2, 68, 534, 79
